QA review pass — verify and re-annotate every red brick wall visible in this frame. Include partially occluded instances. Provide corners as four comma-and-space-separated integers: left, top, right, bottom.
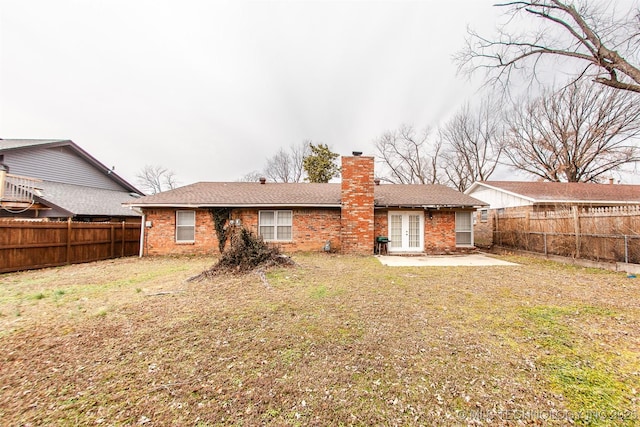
142, 209, 217, 256
234, 208, 342, 253
142, 207, 341, 256
340, 156, 375, 255
374, 210, 388, 242
424, 210, 457, 253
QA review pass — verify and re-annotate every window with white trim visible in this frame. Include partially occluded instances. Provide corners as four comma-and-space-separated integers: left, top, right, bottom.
176, 210, 196, 242
480, 209, 488, 222
259, 210, 292, 241
455, 211, 473, 246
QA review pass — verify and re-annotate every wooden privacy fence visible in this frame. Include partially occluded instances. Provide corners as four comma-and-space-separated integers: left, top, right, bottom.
0, 219, 141, 273
494, 206, 640, 264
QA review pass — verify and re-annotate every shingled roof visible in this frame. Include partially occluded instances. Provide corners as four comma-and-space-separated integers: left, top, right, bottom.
126, 182, 486, 208
469, 181, 640, 204
36, 181, 141, 217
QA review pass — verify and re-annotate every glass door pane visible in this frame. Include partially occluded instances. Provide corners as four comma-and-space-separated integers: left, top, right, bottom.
390, 214, 403, 249
408, 214, 421, 248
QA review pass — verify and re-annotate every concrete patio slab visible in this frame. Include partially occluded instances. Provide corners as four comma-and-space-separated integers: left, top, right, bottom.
376, 253, 519, 267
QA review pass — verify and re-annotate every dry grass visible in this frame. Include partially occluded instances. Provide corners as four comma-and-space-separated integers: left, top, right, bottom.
1, 254, 639, 426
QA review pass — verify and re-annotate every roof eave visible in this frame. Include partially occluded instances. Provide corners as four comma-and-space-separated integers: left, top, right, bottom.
374, 203, 487, 209
470, 182, 538, 203
124, 203, 342, 209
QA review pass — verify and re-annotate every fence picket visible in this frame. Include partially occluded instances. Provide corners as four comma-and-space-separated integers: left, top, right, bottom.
495, 205, 640, 264
0, 220, 141, 273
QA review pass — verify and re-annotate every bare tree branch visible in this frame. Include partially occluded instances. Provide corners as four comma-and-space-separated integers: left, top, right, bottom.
457, 0, 640, 93
136, 165, 179, 195
256, 141, 311, 183
439, 97, 505, 191
374, 125, 441, 184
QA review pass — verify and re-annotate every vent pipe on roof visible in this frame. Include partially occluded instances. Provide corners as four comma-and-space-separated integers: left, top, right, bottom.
374, 178, 381, 186
609, 178, 615, 185
259, 177, 266, 184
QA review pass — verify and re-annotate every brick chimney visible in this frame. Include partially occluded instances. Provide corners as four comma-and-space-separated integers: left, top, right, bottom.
340, 153, 375, 254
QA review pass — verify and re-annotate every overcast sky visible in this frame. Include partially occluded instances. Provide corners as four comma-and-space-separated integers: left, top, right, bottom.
1, 1, 531, 187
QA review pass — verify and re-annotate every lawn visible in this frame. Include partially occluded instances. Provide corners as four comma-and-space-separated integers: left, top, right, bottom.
0, 254, 638, 426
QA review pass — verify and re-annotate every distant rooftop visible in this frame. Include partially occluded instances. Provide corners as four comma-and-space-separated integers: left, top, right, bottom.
473, 181, 640, 204
0, 139, 70, 151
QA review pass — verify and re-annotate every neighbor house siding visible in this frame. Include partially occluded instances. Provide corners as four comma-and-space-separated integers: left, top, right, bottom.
474, 209, 494, 248
4, 146, 123, 191
467, 186, 532, 210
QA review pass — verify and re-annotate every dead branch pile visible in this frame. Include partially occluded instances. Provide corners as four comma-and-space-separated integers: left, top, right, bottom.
188, 228, 295, 282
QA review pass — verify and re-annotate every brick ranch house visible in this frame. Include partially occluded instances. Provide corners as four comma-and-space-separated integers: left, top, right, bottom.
126, 154, 487, 256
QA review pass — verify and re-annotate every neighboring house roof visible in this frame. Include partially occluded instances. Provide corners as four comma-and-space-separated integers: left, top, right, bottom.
0, 139, 142, 195
0, 139, 65, 150
35, 181, 141, 217
466, 181, 640, 205
126, 182, 486, 208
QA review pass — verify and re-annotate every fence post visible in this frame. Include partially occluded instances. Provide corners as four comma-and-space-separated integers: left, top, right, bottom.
572, 206, 580, 258
110, 224, 115, 258
543, 232, 547, 256
66, 218, 72, 264
121, 221, 126, 257
624, 235, 629, 264
494, 211, 500, 246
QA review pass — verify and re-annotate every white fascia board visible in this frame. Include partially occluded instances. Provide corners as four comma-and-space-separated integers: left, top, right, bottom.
471, 182, 537, 203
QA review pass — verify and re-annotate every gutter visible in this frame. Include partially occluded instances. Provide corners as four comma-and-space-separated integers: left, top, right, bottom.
124, 203, 343, 209
139, 213, 145, 258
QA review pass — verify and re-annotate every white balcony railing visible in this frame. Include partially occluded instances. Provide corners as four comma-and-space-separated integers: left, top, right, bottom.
1, 173, 41, 203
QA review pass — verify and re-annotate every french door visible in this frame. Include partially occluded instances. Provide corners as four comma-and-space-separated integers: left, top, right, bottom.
388, 211, 424, 253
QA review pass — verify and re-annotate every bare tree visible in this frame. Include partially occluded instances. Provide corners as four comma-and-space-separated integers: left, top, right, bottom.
503, 80, 640, 182
136, 165, 179, 195
457, 0, 640, 93
264, 148, 293, 183
438, 98, 505, 191
290, 140, 310, 182
258, 140, 311, 183
238, 170, 263, 182
374, 124, 442, 184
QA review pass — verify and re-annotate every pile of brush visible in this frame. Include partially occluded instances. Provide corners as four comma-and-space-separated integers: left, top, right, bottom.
188, 227, 295, 282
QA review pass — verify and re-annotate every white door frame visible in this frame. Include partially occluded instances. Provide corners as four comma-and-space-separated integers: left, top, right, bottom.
387, 211, 424, 253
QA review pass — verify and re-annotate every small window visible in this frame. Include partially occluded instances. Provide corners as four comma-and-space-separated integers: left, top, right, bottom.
176, 210, 195, 242
480, 209, 488, 222
455, 211, 473, 246
259, 210, 292, 241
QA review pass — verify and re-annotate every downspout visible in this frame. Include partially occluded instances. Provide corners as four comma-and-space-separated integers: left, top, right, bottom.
139, 213, 146, 257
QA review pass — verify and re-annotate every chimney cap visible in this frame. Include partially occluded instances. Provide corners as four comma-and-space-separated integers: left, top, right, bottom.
352, 151, 363, 156
259, 177, 266, 184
